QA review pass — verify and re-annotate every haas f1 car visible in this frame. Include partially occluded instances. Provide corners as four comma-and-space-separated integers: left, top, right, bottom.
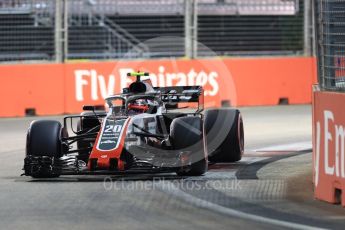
23, 72, 244, 178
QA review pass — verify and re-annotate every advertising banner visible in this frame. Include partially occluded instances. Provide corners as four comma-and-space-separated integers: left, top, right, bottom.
0, 57, 316, 117
313, 90, 345, 206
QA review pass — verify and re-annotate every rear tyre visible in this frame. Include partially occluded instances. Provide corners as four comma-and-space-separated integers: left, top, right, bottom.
170, 116, 207, 176
204, 108, 244, 162
25, 120, 63, 178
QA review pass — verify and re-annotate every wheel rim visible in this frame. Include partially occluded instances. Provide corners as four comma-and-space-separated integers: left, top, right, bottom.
238, 114, 244, 155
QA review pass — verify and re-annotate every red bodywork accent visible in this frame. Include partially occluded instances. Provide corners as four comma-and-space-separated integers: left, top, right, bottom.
88, 118, 131, 170
128, 104, 149, 112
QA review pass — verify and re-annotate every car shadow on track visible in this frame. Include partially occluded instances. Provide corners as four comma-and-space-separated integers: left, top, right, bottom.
12, 160, 250, 183
13, 173, 189, 183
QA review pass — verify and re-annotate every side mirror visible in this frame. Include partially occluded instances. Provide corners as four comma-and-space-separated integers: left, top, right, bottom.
83, 105, 96, 111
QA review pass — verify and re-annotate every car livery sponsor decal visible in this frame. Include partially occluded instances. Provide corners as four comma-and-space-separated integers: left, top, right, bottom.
97, 118, 129, 151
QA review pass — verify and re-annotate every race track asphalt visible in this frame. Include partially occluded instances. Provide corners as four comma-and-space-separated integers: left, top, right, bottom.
1, 105, 344, 230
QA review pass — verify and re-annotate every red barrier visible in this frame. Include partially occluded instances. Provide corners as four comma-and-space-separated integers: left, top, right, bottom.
0, 57, 316, 117
0, 63, 64, 117
313, 90, 345, 206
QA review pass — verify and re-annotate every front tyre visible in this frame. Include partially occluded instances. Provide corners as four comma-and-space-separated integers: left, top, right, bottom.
170, 116, 208, 176
25, 120, 64, 178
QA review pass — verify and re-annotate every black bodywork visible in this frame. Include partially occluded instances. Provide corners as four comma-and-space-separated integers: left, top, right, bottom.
23, 85, 207, 176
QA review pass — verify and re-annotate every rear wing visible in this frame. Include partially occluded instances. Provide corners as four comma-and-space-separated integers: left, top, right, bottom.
153, 86, 202, 103
154, 86, 204, 112
122, 85, 204, 111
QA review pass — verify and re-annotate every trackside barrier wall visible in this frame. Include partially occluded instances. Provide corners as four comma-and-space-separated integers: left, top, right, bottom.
313, 90, 345, 206
312, 0, 345, 206
0, 57, 316, 117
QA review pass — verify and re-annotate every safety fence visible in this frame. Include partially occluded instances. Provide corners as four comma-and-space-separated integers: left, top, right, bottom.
314, 0, 345, 91
0, 0, 308, 62
313, 0, 345, 206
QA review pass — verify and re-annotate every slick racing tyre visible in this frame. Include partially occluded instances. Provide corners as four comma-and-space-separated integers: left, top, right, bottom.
25, 120, 64, 178
204, 108, 244, 162
170, 116, 208, 176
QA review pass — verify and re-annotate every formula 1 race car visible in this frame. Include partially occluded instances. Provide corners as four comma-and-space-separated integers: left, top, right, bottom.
23, 72, 244, 178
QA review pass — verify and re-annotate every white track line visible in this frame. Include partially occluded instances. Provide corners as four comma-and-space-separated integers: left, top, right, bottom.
157, 181, 325, 230
253, 141, 312, 152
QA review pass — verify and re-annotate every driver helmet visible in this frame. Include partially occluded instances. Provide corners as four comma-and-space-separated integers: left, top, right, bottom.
128, 99, 150, 114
